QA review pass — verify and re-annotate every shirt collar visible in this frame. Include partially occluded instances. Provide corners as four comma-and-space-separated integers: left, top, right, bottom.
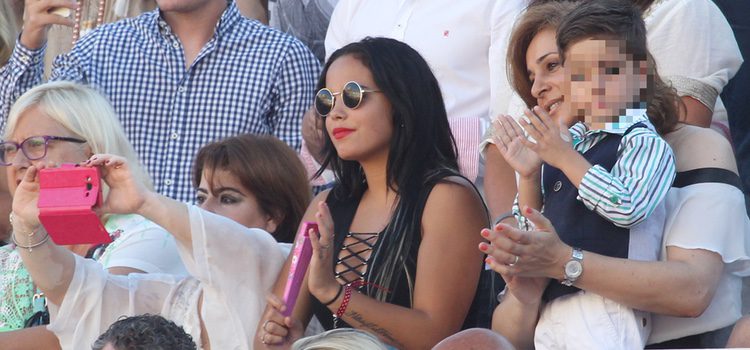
153, 0, 239, 39
569, 109, 650, 141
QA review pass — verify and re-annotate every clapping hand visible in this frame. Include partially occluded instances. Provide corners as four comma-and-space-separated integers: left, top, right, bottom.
517, 106, 575, 170
491, 114, 542, 179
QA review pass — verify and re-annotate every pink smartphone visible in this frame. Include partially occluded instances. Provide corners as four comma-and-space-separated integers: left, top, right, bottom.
281, 222, 316, 317
37, 164, 112, 245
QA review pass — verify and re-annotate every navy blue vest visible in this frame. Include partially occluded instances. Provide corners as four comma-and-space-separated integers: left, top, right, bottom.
542, 123, 645, 302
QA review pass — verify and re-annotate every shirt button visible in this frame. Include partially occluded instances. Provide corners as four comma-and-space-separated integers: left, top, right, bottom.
609, 195, 621, 205
172, 42, 179, 49
553, 181, 562, 192
165, 179, 173, 186
20, 56, 29, 64
178, 87, 185, 93
170, 132, 179, 140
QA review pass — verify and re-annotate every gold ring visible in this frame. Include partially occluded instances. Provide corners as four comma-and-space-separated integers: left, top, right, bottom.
508, 255, 519, 267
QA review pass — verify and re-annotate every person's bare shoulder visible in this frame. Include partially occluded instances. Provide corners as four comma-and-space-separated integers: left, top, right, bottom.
665, 124, 738, 173
422, 175, 487, 230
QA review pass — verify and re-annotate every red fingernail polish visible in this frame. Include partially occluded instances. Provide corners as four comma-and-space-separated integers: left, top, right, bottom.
479, 243, 488, 251
481, 230, 489, 238
526, 207, 533, 214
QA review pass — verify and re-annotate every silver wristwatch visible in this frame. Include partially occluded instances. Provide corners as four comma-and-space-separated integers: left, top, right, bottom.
561, 247, 583, 286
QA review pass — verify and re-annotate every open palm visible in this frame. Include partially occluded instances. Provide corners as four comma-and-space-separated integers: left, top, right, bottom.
491, 115, 542, 178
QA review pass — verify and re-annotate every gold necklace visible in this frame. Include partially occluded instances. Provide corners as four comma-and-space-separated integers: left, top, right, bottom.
71, 0, 106, 46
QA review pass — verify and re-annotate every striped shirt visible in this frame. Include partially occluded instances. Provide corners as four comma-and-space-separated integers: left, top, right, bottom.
0, 1, 320, 203
516, 111, 676, 229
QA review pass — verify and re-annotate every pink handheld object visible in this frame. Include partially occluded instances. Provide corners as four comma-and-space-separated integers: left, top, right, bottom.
281, 222, 316, 317
37, 164, 112, 245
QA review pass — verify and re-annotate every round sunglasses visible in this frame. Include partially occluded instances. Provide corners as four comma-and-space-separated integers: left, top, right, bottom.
315, 81, 381, 117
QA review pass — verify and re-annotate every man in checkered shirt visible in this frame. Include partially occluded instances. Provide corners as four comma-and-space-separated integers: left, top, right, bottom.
0, 0, 320, 203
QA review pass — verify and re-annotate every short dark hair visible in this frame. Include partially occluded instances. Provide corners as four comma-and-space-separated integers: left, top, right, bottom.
556, 0, 679, 134
91, 314, 196, 350
192, 134, 311, 243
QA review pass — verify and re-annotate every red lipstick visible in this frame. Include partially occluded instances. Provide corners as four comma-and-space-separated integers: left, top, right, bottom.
332, 128, 355, 140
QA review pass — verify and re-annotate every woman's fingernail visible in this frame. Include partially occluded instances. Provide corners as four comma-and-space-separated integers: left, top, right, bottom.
480, 229, 489, 238
479, 242, 489, 251
526, 207, 533, 214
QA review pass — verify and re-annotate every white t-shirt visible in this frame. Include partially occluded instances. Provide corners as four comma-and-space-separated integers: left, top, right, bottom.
648, 181, 750, 344
645, 0, 743, 121
47, 206, 288, 350
98, 214, 188, 275
326, 0, 523, 121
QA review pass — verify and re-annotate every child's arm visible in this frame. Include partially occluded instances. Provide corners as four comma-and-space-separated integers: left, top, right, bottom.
490, 114, 543, 224
517, 171, 542, 213
576, 129, 676, 227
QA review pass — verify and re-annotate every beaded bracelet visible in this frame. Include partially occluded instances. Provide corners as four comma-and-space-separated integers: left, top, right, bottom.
332, 284, 353, 329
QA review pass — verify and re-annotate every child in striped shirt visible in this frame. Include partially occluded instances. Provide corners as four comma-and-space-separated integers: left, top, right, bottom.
491, 1, 677, 348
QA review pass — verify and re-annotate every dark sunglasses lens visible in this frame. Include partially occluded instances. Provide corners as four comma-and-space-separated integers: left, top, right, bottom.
315, 89, 334, 116
342, 82, 363, 109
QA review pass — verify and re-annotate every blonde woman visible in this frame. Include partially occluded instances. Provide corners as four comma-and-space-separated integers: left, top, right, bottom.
0, 82, 185, 347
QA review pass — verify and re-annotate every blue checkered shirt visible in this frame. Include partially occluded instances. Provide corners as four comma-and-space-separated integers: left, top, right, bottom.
0, 1, 320, 202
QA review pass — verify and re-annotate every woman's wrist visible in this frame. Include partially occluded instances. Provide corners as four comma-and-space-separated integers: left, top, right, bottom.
9, 212, 41, 236
134, 190, 161, 219
314, 282, 343, 309
547, 242, 573, 280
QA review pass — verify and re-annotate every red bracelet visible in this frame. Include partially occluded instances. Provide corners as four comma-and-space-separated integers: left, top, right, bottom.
332, 284, 353, 328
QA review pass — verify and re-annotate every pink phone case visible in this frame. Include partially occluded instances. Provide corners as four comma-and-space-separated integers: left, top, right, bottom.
37, 164, 112, 245
281, 222, 316, 317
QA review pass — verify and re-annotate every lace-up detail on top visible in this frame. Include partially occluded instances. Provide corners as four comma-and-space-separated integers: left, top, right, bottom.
334, 232, 380, 285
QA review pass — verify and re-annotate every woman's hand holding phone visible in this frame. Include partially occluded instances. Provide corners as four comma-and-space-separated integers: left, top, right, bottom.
84, 154, 152, 216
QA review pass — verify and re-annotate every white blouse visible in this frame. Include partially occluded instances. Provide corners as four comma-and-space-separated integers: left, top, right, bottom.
645, 0, 743, 121
648, 181, 750, 344
47, 205, 288, 350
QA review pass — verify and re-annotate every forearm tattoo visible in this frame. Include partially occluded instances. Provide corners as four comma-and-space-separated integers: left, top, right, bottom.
347, 310, 404, 348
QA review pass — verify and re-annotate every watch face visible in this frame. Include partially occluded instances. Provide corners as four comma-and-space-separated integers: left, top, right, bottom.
565, 260, 583, 279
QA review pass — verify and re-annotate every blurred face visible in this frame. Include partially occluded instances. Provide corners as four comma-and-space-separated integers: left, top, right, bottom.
196, 168, 277, 233
323, 54, 393, 163
5, 106, 91, 195
526, 28, 576, 127
564, 38, 647, 128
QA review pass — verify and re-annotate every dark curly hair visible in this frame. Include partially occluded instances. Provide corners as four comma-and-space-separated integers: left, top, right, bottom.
91, 314, 197, 350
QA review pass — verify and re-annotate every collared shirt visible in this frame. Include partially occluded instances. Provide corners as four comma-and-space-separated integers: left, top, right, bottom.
0, 1, 320, 202
516, 111, 676, 228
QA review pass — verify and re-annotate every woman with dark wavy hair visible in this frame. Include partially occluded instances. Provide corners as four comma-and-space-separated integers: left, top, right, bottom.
256, 37, 488, 349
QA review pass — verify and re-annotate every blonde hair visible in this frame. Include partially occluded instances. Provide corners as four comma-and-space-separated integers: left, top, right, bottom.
5, 82, 153, 192
291, 329, 388, 350
0, 0, 22, 65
